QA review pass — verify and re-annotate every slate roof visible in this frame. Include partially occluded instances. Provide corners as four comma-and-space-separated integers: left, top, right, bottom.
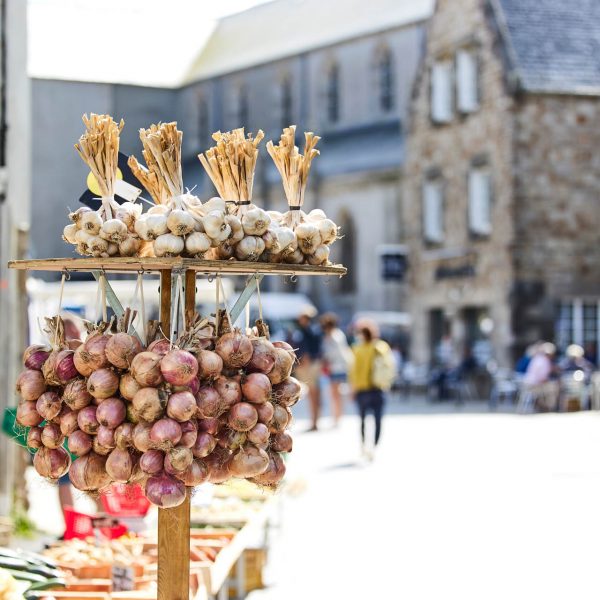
496, 0, 600, 94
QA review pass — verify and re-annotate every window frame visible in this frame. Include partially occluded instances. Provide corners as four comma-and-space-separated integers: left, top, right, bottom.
430, 59, 454, 124
467, 164, 493, 238
422, 173, 445, 245
456, 47, 480, 114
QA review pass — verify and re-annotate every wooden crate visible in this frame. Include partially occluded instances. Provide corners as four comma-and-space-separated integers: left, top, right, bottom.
228, 549, 266, 596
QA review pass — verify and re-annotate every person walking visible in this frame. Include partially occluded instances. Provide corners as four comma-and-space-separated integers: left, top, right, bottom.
289, 307, 323, 431
320, 313, 353, 426
349, 320, 396, 460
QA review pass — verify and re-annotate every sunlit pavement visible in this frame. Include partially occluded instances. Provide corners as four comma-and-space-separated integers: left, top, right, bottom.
252, 397, 600, 600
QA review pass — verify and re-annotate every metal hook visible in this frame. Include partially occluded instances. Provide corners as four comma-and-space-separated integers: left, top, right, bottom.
290, 274, 298, 283
207, 274, 214, 283
61, 269, 71, 281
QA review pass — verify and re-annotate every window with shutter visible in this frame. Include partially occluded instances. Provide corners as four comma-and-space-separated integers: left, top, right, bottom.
468, 168, 492, 236
431, 61, 453, 123
457, 49, 479, 113
423, 179, 444, 243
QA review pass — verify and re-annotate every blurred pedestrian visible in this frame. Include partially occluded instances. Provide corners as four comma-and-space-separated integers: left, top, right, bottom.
320, 313, 353, 426
289, 306, 322, 431
349, 320, 396, 460
515, 343, 537, 375
559, 344, 594, 383
519, 342, 558, 412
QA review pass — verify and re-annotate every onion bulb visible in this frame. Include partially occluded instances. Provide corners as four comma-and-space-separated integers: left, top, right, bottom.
77, 405, 100, 435
114, 422, 134, 449
197, 350, 223, 380
269, 404, 290, 433
119, 373, 141, 401
35, 391, 62, 421
192, 432, 217, 458
247, 423, 270, 446
150, 418, 182, 448
166, 391, 197, 422
178, 459, 209, 486
228, 402, 258, 432
145, 473, 186, 508
250, 450, 286, 487
132, 387, 166, 422
147, 339, 170, 357
229, 444, 269, 478
60, 409, 80, 436
271, 431, 293, 453
16, 369, 47, 401
33, 447, 71, 480
242, 373, 272, 404
131, 352, 163, 387
87, 368, 119, 399
214, 377, 242, 410
23, 345, 50, 371
96, 425, 116, 449
105, 333, 142, 369
215, 332, 253, 369
140, 449, 164, 475
268, 348, 295, 385
68, 429, 93, 456
27, 426, 43, 449
132, 422, 153, 452
165, 446, 193, 473
96, 397, 126, 428
180, 420, 198, 448
272, 377, 302, 407
105, 448, 135, 483
16, 401, 43, 427
256, 401, 275, 424
160, 350, 198, 386
62, 378, 92, 410
69, 453, 111, 491
41, 423, 64, 449
247, 339, 276, 374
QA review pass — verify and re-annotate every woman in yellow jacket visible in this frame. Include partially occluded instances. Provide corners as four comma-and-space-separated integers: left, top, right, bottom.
349, 322, 395, 458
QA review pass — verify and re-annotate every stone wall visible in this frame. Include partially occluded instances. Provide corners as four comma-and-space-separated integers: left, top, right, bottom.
404, 0, 516, 366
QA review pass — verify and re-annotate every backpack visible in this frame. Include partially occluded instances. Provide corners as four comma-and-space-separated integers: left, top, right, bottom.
371, 341, 397, 391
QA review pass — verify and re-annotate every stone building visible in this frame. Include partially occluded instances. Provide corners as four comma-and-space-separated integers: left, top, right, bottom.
29, 0, 433, 321
404, 0, 600, 367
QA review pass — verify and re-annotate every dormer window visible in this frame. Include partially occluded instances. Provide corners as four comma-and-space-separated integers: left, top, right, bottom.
430, 60, 453, 123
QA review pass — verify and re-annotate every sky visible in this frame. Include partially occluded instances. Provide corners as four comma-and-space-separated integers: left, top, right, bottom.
27, 0, 272, 87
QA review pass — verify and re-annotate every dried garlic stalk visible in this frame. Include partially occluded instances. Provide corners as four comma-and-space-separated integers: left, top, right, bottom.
266, 126, 320, 228
198, 128, 265, 215
74, 113, 124, 220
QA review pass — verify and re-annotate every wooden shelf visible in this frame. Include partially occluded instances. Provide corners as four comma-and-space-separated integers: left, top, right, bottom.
7, 257, 347, 277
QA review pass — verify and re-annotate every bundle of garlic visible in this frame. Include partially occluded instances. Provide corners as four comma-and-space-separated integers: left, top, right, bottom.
199, 128, 281, 262
129, 123, 207, 258
267, 126, 338, 265
64, 114, 143, 257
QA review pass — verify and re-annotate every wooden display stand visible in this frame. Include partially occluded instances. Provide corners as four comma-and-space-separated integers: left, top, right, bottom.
9, 257, 345, 600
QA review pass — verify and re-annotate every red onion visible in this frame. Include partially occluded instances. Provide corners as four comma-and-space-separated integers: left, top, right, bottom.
105, 333, 143, 369
217, 429, 246, 450
273, 341, 294, 352
165, 446, 193, 473
33, 446, 71, 480
15, 370, 47, 401
256, 401, 275, 424
242, 373, 272, 404
197, 350, 223, 380
87, 368, 119, 399
273, 377, 302, 407
166, 391, 197, 422
196, 386, 222, 418
247, 423, 270, 446
60, 409, 80, 436
41, 423, 64, 449
62, 378, 92, 410
69, 453, 111, 491
172, 377, 200, 396
267, 348, 295, 385
250, 451, 286, 487
27, 426, 43, 449
205, 447, 232, 484
147, 338, 170, 356
127, 403, 141, 424
229, 444, 269, 478
23, 345, 50, 371
36, 391, 62, 421
93, 437, 112, 456
269, 404, 290, 433
192, 432, 217, 458
114, 422, 134, 449
271, 431, 293, 453
68, 429, 93, 456
140, 449, 165, 474
228, 402, 258, 432
119, 373, 141, 401
178, 459, 209, 486
132, 422, 153, 452
96, 397, 126, 428
105, 448, 135, 482
16, 401, 43, 427
145, 473, 186, 508
180, 420, 198, 448
46, 349, 78, 385
68, 339, 83, 350
83, 333, 110, 368
73, 344, 96, 377
160, 350, 198, 386
131, 352, 164, 387
247, 338, 277, 374
150, 418, 182, 448
215, 377, 242, 410
96, 425, 116, 448
77, 405, 99, 434
132, 387, 166, 422
198, 417, 220, 435
216, 331, 253, 369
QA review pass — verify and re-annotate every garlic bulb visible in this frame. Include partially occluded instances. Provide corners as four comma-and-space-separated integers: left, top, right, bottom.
235, 236, 266, 261
119, 236, 141, 257
76, 242, 90, 256
167, 209, 196, 236
75, 229, 93, 245
100, 219, 128, 243
154, 233, 184, 257
80, 211, 102, 235
193, 218, 205, 233
242, 208, 271, 236
148, 204, 170, 215
306, 209, 327, 222
284, 248, 305, 264
134, 215, 152, 241
203, 211, 226, 239
316, 219, 338, 245
216, 241, 236, 259
276, 227, 297, 255
69, 206, 92, 226
202, 197, 227, 215
307, 244, 330, 266
267, 210, 284, 224
146, 214, 169, 240
88, 236, 109, 256
226, 215, 244, 243
295, 222, 322, 255
185, 232, 211, 257
210, 224, 232, 246
262, 228, 281, 254
63, 224, 78, 244
116, 202, 142, 232
107, 242, 119, 256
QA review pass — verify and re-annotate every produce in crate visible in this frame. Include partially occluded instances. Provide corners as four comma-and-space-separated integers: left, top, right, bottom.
64, 114, 144, 257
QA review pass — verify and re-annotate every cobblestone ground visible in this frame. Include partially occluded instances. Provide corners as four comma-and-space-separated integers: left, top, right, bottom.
251, 396, 600, 600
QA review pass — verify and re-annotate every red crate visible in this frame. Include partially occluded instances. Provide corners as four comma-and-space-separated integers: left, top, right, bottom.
100, 483, 151, 518
63, 506, 128, 540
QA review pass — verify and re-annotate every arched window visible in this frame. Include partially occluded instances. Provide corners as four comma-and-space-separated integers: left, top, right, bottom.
237, 84, 249, 126
378, 48, 394, 112
198, 96, 209, 147
338, 211, 356, 293
326, 63, 340, 123
281, 77, 293, 128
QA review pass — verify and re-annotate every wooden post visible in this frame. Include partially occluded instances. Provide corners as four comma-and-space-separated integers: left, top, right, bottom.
158, 268, 191, 600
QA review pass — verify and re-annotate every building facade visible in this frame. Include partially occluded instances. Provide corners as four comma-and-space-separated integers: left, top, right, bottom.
405, 0, 600, 367
29, 0, 432, 322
